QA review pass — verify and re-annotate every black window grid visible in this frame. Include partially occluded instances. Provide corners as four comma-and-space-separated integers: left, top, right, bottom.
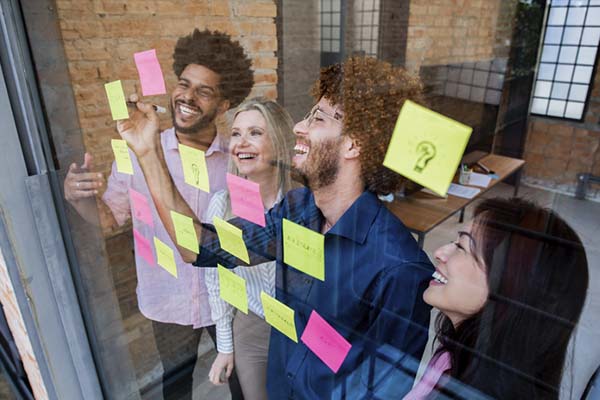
355, 0, 380, 57
531, 2, 600, 120
321, 0, 342, 53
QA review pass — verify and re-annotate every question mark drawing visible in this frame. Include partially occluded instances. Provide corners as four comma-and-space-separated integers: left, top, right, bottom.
414, 141, 436, 173
191, 163, 200, 185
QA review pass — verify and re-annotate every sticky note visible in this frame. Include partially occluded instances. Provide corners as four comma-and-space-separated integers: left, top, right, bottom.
111, 139, 134, 175
134, 49, 167, 96
282, 219, 325, 281
218, 264, 248, 314
104, 80, 129, 120
301, 310, 352, 373
170, 210, 199, 254
153, 237, 178, 278
178, 143, 210, 192
383, 100, 472, 196
213, 217, 250, 264
129, 189, 153, 227
261, 291, 297, 342
227, 173, 266, 227
133, 229, 154, 265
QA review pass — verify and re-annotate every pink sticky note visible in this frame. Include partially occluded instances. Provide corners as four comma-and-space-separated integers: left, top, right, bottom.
301, 310, 352, 373
129, 188, 154, 227
133, 229, 154, 266
134, 49, 166, 96
227, 173, 266, 227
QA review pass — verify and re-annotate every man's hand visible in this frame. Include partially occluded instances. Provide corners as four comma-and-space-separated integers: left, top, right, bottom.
64, 153, 103, 203
208, 352, 234, 386
116, 94, 161, 159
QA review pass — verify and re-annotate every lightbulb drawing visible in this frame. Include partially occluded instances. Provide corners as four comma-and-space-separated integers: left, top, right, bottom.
413, 141, 436, 173
191, 163, 200, 185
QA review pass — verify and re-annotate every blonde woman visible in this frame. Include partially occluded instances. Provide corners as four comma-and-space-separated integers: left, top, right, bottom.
205, 97, 294, 399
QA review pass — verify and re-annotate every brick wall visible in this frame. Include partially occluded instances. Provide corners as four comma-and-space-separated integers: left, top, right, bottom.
523, 53, 600, 199
405, 0, 506, 70
0, 250, 49, 400
55, 0, 279, 234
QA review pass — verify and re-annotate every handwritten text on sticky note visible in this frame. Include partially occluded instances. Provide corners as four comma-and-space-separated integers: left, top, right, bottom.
261, 291, 297, 342
178, 144, 210, 192
218, 264, 248, 314
213, 217, 250, 264
301, 310, 352, 373
104, 80, 129, 120
170, 210, 199, 254
153, 237, 178, 278
283, 219, 325, 281
227, 173, 266, 227
111, 139, 134, 175
383, 100, 472, 196
133, 229, 154, 266
134, 49, 166, 96
130, 189, 153, 227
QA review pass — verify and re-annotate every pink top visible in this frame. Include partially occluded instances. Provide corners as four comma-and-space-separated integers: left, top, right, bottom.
403, 351, 451, 400
102, 127, 228, 328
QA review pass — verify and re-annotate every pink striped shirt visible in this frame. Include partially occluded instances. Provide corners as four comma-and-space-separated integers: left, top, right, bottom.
404, 351, 451, 400
102, 127, 228, 328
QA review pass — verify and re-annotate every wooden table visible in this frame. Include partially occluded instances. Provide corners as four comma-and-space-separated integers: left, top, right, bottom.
386, 154, 525, 248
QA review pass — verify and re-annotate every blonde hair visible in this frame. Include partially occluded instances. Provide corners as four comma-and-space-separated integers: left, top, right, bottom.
228, 97, 295, 194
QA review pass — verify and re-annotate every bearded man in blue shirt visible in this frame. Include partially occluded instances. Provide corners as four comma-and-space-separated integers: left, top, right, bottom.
119, 56, 435, 399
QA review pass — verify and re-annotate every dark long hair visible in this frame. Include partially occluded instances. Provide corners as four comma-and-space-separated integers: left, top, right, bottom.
434, 198, 588, 399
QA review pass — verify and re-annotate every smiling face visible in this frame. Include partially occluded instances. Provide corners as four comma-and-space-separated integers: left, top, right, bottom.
170, 64, 229, 135
423, 225, 489, 326
291, 97, 344, 189
230, 109, 276, 180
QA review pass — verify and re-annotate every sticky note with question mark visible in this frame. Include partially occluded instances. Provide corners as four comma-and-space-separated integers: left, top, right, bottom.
383, 100, 472, 196
178, 143, 210, 192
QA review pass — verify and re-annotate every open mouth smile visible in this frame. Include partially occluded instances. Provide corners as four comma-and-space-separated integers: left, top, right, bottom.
176, 102, 200, 118
432, 271, 448, 284
294, 143, 310, 156
237, 152, 258, 160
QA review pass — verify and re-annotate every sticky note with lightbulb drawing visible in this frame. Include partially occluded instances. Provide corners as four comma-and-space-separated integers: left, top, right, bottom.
383, 100, 472, 196
178, 143, 210, 192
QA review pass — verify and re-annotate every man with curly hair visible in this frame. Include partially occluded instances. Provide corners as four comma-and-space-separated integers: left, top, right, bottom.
119, 56, 434, 399
64, 29, 251, 400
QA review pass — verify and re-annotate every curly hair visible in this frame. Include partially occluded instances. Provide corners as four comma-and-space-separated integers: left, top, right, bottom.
311, 57, 425, 195
172, 29, 254, 108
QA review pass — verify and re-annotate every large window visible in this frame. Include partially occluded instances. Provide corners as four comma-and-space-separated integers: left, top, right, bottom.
531, 0, 600, 119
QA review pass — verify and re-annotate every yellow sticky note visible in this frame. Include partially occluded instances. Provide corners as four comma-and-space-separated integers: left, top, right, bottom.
282, 218, 325, 281
218, 264, 248, 314
213, 217, 250, 264
383, 100, 472, 196
178, 143, 210, 192
170, 210, 199, 254
111, 139, 134, 175
153, 237, 178, 278
104, 80, 129, 120
261, 291, 298, 342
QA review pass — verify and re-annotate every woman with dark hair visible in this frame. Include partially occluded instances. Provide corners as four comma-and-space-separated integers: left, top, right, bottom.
405, 197, 589, 399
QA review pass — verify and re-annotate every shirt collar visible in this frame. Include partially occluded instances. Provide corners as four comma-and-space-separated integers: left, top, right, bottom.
303, 190, 381, 244
165, 127, 229, 156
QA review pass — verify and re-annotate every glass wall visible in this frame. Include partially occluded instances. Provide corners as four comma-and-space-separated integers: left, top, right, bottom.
9, 0, 599, 399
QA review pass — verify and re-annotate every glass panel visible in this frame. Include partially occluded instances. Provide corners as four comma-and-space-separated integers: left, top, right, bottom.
562, 27, 583, 44
534, 80, 553, 97
569, 83, 589, 100
581, 27, 600, 44
566, 7, 587, 25
548, 6, 568, 24
558, 45, 578, 63
538, 63, 557, 80
555, 64, 575, 80
585, 6, 600, 24
577, 46, 598, 64
531, 97, 549, 114
564, 101, 585, 118
544, 26, 564, 44
541, 45, 560, 62
573, 65, 593, 82
548, 99, 567, 116
551, 82, 570, 98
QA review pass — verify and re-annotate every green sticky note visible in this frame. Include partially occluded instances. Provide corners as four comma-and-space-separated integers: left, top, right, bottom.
218, 264, 248, 314
178, 143, 210, 192
111, 139, 134, 175
282, 218, 325, 281
104, 80, 129, 120
261, 291, 298, 342
383, 100, 472, 196
153, 237, 178, 278
213, 217, 250, 264
170, 210, 199, 254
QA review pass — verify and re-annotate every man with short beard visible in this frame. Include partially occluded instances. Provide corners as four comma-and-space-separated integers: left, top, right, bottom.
63, 29, 252, 400
119, 56, 434, 399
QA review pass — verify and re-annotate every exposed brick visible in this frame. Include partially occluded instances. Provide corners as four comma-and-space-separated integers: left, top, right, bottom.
235, 2, 276, 18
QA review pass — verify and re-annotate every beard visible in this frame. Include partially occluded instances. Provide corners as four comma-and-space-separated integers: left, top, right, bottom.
170, 101, 218, 134
291, 136, 342, 190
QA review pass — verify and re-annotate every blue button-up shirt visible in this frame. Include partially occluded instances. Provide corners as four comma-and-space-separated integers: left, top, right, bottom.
196, 188, 434, 399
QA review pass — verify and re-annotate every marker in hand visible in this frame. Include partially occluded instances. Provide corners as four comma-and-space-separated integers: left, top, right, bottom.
126, 101, 167, 114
